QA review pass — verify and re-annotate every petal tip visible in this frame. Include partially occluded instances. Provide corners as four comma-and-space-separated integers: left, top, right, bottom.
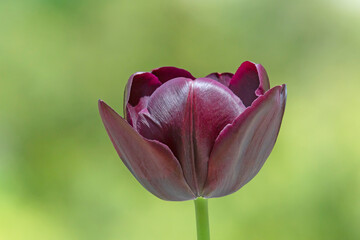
98, 100, 117, 121
98, 99, 105, 110
98, 99, 108, 111
242, 60, 255, 65
275, 84, 287, 103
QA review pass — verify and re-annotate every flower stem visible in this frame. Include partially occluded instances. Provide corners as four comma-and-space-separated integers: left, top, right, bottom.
194, 198, 210, 240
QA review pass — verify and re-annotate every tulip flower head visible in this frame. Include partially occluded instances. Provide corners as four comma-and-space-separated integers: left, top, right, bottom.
99, 61, 286, 201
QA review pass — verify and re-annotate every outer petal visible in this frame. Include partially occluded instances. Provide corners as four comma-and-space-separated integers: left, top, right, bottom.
203, 85, 286, 198
228, 61, 270, 107
124, 72, 162, 108
206, 72, 233, 87
137, 78, 245, 195
151, 66, 195, 83
99, 100, 195, 201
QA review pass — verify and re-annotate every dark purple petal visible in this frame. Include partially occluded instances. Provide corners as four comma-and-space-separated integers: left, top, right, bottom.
206, 72, 233, 87
203, 85, 286, 198
124, 72, 162, 108
136, 78, 245, 195
228, 61, 271, 107
99, 100, 195, 201
151, 66, 195, 83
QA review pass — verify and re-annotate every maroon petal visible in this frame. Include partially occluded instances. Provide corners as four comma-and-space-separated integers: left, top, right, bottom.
124, 72, 162, 108
99, 100, 195, 201
206, 72, 233, 87
228, 61, 271, 107
203, 85, 286, 198
151, 66, 195, 83
136, 78, 245, 195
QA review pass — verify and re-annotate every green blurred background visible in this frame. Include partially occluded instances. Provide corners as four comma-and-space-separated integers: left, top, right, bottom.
1, 0, 359, 239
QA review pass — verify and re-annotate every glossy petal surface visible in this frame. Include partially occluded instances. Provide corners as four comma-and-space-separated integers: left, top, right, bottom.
137, 78, 245, 195
203, 85, 286, 198
229, 61, 270, 106
151, 66, 195, 83
99, 100, 195, 201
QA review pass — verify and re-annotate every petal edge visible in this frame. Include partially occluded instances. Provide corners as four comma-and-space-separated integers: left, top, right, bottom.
151, 66, 195, 83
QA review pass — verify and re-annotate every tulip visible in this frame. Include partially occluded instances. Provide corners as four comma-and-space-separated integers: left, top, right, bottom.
99, 61, 286, 240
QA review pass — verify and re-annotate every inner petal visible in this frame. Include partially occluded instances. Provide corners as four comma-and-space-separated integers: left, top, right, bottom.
126, 72, 162, 107
228, 61, 270, 107
125, 96, 150, 127
206, 72, 233, 87
151, 66, 195, 83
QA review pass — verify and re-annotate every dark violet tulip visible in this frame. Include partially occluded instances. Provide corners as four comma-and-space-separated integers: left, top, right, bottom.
99, 61, 286, 239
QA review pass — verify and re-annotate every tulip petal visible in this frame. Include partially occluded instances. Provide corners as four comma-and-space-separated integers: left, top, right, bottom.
99, 100, 195, 201
229, 61, 270, 107
203, 85, 286, 198
255, 64, 270, 95
124, 72, 162, 108
206, 72, 233, 87
137, 78, 245, 195
151, 66, 195, 83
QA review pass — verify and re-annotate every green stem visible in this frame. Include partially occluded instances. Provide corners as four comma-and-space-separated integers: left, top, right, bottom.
194, 198, 210, 240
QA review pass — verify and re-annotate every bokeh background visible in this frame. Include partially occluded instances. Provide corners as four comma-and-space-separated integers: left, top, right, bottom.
1, 0, 360, 239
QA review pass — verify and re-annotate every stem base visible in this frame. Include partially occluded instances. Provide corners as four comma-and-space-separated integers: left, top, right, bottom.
194, 198, 210, 240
